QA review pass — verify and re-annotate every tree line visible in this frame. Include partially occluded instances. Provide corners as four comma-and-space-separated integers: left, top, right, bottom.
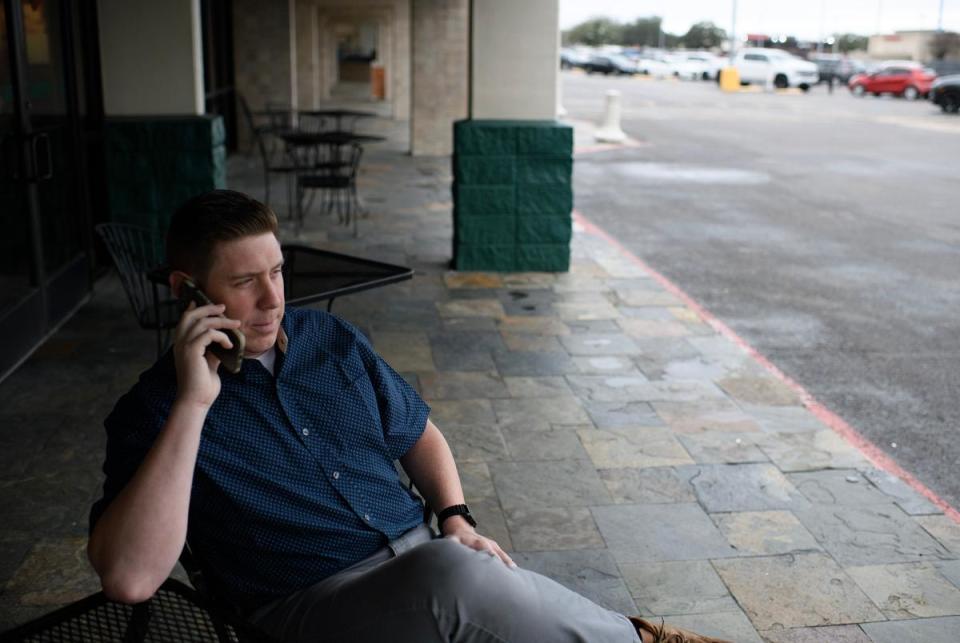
562, 16, 871, 53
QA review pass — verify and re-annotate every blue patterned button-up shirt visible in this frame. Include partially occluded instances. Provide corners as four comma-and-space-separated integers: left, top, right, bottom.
90, 307, 431, 609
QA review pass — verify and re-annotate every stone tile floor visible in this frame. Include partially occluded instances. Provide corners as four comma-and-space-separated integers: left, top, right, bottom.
2, 129, 960, 642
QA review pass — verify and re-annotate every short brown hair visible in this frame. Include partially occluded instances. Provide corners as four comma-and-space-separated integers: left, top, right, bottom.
166, 189, 279, 281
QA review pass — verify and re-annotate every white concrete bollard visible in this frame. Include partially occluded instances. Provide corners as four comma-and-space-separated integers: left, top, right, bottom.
594, 89, 627, 143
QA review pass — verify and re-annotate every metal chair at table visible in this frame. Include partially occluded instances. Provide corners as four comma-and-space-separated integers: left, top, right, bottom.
295, 142, 364, 237
94, 223, 179, 359
237, 95, 300, 215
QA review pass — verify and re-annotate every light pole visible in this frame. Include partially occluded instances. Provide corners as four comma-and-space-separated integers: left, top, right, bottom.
730, 0, 738, 57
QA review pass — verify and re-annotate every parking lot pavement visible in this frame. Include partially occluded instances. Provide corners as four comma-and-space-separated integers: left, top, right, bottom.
3, 117, 960, 640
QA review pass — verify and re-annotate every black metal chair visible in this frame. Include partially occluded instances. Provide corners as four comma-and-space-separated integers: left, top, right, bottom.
0, 578, 278, 643
296, 143, 364, 236
94, 223, 179, 359
237, 95, 299, 214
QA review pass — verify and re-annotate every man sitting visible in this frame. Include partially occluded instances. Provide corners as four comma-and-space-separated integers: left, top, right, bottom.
88, 190, 729, 643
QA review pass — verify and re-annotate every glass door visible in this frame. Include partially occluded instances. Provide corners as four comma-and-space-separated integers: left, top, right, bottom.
0, 0, 90, 381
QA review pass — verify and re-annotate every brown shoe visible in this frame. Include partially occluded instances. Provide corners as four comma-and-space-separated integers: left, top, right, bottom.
629, 616, 733, 643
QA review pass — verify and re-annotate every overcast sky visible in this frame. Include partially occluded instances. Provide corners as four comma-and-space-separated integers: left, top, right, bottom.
560, 0, 959, 41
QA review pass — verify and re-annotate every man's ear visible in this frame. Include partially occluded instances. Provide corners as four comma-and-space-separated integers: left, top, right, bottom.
169, 270, 192, 299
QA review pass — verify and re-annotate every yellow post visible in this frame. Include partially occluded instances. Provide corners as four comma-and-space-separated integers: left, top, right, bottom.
719, 67, 740, 92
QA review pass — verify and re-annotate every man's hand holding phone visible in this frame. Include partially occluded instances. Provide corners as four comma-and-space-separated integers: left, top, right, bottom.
173, 283, 244, 410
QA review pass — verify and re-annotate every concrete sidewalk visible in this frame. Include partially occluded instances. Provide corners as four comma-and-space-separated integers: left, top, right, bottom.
2, 134, 960, 641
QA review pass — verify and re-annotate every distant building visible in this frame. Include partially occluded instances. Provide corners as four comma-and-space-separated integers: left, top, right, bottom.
868, 30, 937, 62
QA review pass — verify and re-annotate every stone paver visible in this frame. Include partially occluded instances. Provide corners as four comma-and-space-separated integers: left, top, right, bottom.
688, 464, 808, 513
598, 467, 697, 505
578, 427, 694, 469
583, 400, 664, 428
502, 427, 590, 461
861, 616, 960, 643
492, 396, 591, 428
759, 625, 872, 643
489, 460, 612, 510
712, 553, 884, 630
658, 610, 764, 643
592, 503, 737, 563
862, 468, 941, 515
758, 430, 871, 472
502, 376, 572, 398
916, 514, 960, 555
787, 469, 895, 506
620, 560, 738, 615
713, 510, 822, 556
846, 562, 960, 619
419, 371, 508, 400
558, 333, 640, 356
440, 423, 509, 462
716, 375, 802, 406
794, 504, 951, 566
371, 331, 435, 371
677, 431, 769, 464
504, 506, 605, 551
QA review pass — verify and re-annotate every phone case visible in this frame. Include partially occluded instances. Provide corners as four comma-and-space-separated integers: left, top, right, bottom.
178, 278, 246, 374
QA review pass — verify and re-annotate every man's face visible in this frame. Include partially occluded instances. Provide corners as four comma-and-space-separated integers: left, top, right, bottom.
202, 232, 285, 358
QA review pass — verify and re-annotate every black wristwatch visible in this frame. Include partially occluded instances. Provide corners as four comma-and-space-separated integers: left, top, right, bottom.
437, 504, 477, 533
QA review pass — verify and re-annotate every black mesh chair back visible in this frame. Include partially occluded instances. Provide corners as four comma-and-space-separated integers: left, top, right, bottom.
94, 223, 179, 358
0, 579, 278, 643
237, 95, 300, 210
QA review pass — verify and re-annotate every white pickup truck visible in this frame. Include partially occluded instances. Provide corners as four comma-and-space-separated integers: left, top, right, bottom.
732, 48, 819, 91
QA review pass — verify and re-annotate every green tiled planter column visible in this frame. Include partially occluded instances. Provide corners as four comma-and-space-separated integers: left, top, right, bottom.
104, 115, 227, 248
453, 119, 573, 272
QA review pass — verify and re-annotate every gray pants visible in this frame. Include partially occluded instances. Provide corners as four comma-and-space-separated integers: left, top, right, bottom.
250, 525, 639, 642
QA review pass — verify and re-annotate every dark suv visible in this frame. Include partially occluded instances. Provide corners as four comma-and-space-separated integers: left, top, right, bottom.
583, 55, 637, 76
931, 75, 960, 113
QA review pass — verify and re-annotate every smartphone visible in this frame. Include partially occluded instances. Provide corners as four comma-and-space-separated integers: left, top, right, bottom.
178, 278, 245, 374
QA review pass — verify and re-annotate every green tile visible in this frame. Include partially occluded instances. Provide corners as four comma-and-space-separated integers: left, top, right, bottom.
517, 244, 570, 272
455, 244, 516, 271
517, 216, 572, 244
516, 124, 573, 156
457, 216, 516, 245
516, 185, 572, 216
456, 156, 516, 185
516, 157, 572, 185
455, 121, 516, 156
455, 185, 515, 217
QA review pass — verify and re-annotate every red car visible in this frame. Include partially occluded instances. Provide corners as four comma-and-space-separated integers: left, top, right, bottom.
848, 62, 936, 100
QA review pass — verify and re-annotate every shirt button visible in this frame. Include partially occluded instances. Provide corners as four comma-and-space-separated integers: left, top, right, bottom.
302, 428, 309, 436
364, 514, 371, 522
333, 471, 340, 480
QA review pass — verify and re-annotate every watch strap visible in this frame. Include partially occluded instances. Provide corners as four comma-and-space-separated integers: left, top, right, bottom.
436, 504, 477, 532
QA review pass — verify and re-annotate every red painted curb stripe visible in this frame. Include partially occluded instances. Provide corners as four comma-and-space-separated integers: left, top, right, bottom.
573, 210, 960, 524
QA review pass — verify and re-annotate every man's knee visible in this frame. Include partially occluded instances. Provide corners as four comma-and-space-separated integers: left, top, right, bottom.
405, 539, 537, 611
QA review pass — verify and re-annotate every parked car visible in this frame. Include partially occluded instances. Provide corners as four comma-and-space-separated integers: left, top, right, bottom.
847, 61, 936, 100
732, 48, 819, 90
632, 53, 672, 78
671, 51, 723, 80
930, 74, 960, 112
807, 53, 866, 83
583, 54, 637, 75
560, 48, 590, 70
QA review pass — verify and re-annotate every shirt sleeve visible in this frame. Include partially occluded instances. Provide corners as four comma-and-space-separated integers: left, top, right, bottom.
88, 382, 172, 532
341, 320, 431, 460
